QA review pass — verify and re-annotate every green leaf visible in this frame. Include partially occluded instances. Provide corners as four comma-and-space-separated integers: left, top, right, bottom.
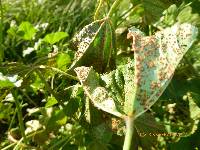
87, 141, 108, 150
177, 6, 200, 25
134, 113, 166, 149
0, 73, 15, 89
91, 123, 113, 144
0, 103, 14, 119
43, 32, 68, 45
69, 18, 116, 73
56, 53, 71, 70
168, 123, 200, 149
0, 79, 14, 89
30, 73, 45, 92
7, 26, 18, 37
63, 98, 79, 117
45, 108, 67, 131
32, 130, 49, 145
18, 21, 37, 40
134, 0, 172, 24
188, 93, 200, 120
86, 123, 113, 149
189, 92, 200, 108
0, 49, 4, 62
155, 4, 178, 27
154, 3, 200, 28
45, 96, 58, 108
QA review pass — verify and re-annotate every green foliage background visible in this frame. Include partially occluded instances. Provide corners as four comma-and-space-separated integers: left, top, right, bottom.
0, 0, 200, 149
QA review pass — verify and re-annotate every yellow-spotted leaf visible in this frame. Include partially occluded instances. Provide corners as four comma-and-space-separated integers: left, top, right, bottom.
75, 23, 198, 120
128, 23, 198, 118
70, 19, 116, 73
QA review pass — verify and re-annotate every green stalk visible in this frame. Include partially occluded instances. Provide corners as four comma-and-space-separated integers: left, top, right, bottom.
107, 0, 137, 149
107, 0, 122, 18
1, 143, 16, 150
46, 66, 79, 81
123, 116, 134, 150
35, 69, 65, 108
149, 25, 152, 36
20, 89, 37, 106
2, 129, 45, 150
94, 0, 103, 20
0, 0, 3, 38
12, 89, 27, 143
0, 0, 4, 61
9, 108, 17, 130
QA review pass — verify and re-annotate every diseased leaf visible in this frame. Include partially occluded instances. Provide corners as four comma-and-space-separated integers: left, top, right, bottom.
128, 23, 198, 118
75, 23, 198, 120
70, 18, 116, 73
74, 66, 123, 118
100, 61, 143, 115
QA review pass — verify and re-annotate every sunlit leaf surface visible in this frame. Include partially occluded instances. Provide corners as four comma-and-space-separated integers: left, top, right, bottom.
75, 23, 198, 119
70, 19, 116, 73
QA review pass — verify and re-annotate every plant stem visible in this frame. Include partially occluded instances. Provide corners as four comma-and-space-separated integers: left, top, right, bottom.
0, 0, 4, 61
117, 4, 141, 27
123, 116, 134, 150
45, 66, 79, 81
0, 0, 3, 35
107, 0, 122, 18
11, 89, 27, 144
20, 89, 37, 106
9, 108, 17, 130
35, 69, 65, 108
94, 0, 103, 20
1, 143, 16, 150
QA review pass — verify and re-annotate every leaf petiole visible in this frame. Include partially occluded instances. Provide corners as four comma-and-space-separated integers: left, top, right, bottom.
94, 0, 104, 20
123, 116, 135, 150
107, 0, 122, 18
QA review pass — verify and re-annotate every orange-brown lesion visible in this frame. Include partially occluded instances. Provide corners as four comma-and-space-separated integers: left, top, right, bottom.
147, 60, 155, 68
158, 71, 166, 81
150, 81, 161, 90
127, 32, 143, 52
137, 90, 149, 107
